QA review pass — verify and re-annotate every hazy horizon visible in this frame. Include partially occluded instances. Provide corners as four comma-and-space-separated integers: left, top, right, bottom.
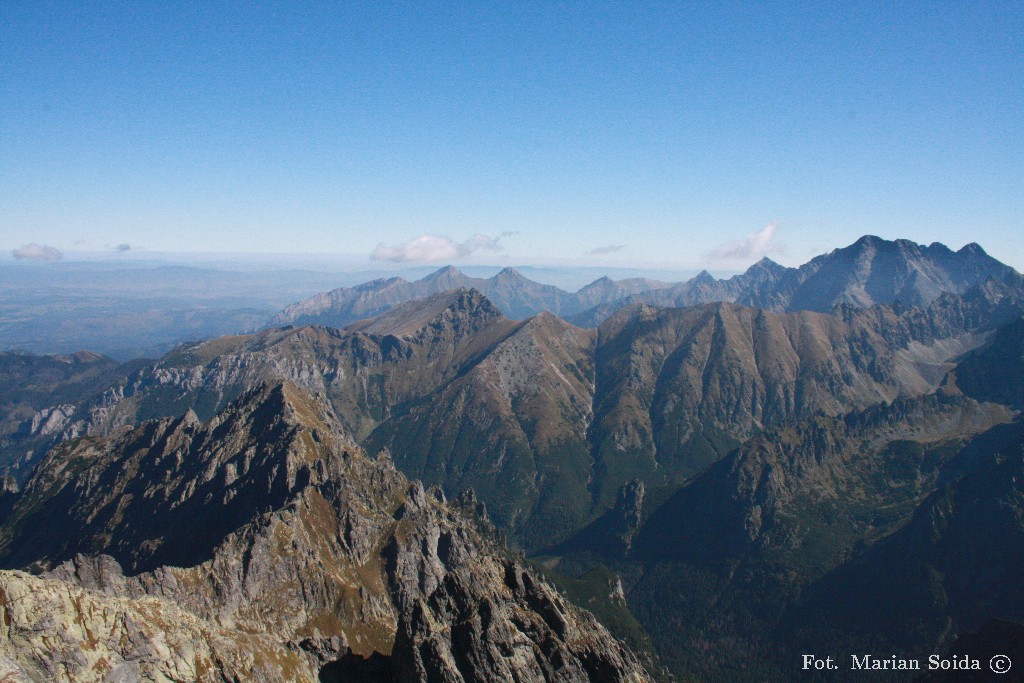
0, 250, 730, 293
0, 228, 1017, 276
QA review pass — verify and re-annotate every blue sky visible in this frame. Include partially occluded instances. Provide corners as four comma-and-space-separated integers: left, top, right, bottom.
2, 1, 1022, 270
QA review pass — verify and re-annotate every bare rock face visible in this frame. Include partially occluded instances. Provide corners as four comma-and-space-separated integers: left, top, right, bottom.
386, 482, 649, 682
0, 569, 314, 682
609, 480, 645, 556
0, 381, 652, 682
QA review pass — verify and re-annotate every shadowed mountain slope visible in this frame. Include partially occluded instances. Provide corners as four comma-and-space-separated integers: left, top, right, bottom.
952, 314, 1024, 409
0, 351, 144, 482
617, 391, 1014, 680
363, 309, 598, 549
794, 418, 1024, 667
0, 351, 122, 415
594, 297, 1024, 681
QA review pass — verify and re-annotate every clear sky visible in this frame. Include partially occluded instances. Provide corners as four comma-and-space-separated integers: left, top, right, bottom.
2, 1, 1022, 271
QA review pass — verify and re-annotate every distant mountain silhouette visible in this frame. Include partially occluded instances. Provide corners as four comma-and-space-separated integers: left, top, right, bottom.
266, 236, 1016, 332
265, 264, 667, 328
571, 235, 1016, 325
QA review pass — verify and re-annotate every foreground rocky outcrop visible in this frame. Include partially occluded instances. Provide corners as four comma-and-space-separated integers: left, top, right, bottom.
0, 382, 652, 682
0, 569, 312, 682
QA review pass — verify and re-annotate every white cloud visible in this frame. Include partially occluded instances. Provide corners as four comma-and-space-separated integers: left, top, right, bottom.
587, 244, 627, 255
707, 222, 780, 261
11, 243, 63, 261
371, 232, 513, 263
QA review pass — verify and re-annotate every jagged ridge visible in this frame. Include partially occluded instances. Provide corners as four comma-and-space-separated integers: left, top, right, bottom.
0, 381, 653, 682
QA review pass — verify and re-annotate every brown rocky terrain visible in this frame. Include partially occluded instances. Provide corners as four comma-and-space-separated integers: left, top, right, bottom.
0, 381, 652, 682
7, 278, 1019, 554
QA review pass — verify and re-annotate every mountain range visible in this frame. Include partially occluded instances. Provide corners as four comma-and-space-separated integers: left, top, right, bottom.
266, 264, 669, 328
267, 236, 1014, 330
10, 267, 1020, 548
1, 235, 1023, 681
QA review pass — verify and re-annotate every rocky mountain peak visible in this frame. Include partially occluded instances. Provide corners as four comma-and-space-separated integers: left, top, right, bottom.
0, 379, 358, 574
418, 265, 468, 288
422, 264, 463, 279
579, 275, 616, 292
414, 287, 497, 317
346, 288, 504, 337
851, 233, 884, 249
958, 241, 988, 256
782, 234, 1021, 312
744, 256, 787, 277
0, 381, 653, 682
494, 266, 527, 282
692, 269, 717, 285
836, 233, 905, 262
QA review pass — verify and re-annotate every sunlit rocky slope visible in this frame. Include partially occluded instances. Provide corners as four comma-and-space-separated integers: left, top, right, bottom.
0, 381, 652, 682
